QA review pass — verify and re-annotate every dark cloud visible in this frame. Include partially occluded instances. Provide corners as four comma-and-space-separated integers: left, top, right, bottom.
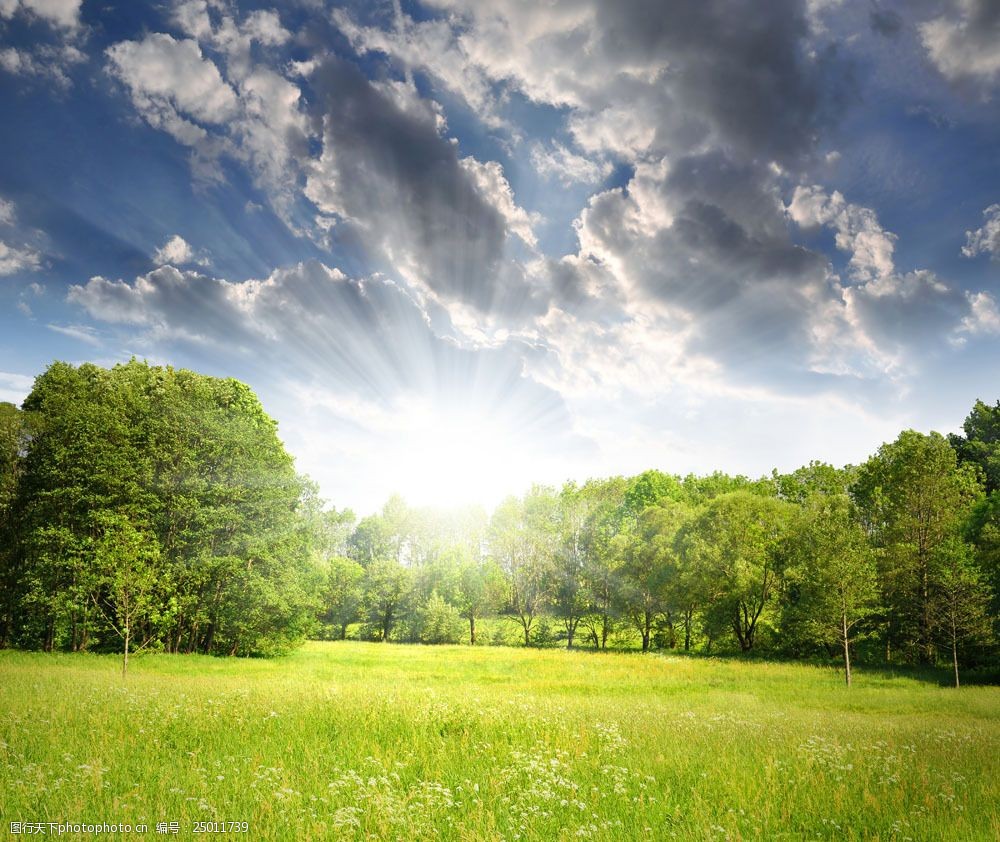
870, 7, 904, 37
593, 0, 851, 166
305, 57, 545, 318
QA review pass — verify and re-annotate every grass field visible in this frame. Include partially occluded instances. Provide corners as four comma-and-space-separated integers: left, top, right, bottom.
1, 642, 998, 840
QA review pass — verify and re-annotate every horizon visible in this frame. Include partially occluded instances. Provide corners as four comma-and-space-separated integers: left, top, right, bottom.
2, 0, 999, 513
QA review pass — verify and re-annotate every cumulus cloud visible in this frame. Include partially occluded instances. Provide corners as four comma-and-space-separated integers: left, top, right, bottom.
105, 13, 309, 208
530, 142, 612, 186
305, 57, 545, 319
106, 34, 239, 126
955, 290, 1000, 339
153, 234, 209, 266
0, 44, 85, 87
0, 197, 13, 225
0, 0, 81, 30
0, 240, 41, 275
788, 184, 897, 286
920, 0, 1000, 89
962, 203, 1000, 259
66, 261, 574, 438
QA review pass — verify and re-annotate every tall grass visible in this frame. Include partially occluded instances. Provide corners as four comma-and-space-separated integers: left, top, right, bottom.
1, 642, 997, 840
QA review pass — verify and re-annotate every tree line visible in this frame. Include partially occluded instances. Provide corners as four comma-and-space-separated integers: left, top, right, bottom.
0, 361, 997, 684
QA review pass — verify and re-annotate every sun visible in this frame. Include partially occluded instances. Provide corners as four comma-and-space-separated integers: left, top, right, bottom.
389, 404, 536, 509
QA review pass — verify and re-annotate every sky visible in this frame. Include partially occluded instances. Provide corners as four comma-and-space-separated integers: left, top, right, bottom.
0, 0, 999, 513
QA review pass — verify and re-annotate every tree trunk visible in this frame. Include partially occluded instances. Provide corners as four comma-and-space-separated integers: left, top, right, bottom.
340, 622, 348, 641
952, 615, 960, 689
842, 610, 851, 688
469, 615, 476, 646
122, 624, 130, 677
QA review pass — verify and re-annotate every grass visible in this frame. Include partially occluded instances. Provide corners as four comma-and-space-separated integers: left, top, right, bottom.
1, 642, 998, 840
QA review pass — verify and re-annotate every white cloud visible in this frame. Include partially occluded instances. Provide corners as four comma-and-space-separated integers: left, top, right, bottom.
787, 185, 897, 287
153, 234, 209, 266
0, 371, 34, 406
459, 157, 541, 249
106, 34, 239, 125
47, 323, 101, 345
921, 0, 1000, 90
0, 240, 41, 275
962, 203, 1000, 260
0, 197, 14, 225
530, 142, 612, 186
0, 0, 81, 30
956, 290, 1000, 339
0, 44, 85, 88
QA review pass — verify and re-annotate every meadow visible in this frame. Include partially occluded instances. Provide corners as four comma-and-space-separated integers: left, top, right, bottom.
1, 642, 998, 841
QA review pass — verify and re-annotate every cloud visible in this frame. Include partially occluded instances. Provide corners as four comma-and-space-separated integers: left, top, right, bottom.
106, 34, 239, 126
869, 7, 903, 37
788, 184, 897, 285
0, 370, 35, 405
530, 142, 612, 186
66, 261, 576, 452
920, 0, 1000, 90
0, 197, 13, 225
0, 240, 41, 275
955, 290, 1000, 339
305, 57, 546, 320
105, 17, 310, 210
46, 323, 101, 345
153, 234, 209, 266
356, 0, 850, 168
0, 0, 81, 30
962, 203, 1000, 259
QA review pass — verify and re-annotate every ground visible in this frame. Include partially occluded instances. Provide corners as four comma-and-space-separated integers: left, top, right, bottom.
1, 642, 998, 840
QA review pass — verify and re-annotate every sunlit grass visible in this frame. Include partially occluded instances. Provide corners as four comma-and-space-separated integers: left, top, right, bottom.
1, 642, 998, 840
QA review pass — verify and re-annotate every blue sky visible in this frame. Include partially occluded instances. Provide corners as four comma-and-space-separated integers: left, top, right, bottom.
1, 0, 999, 512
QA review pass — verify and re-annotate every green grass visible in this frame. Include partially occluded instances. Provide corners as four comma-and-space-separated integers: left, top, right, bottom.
1, 643, 998, 840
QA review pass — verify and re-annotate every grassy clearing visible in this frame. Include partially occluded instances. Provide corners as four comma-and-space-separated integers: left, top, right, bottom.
1, 642, 998, 840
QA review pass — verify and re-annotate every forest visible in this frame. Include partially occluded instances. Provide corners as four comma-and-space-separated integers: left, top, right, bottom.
0, 360, 997, 685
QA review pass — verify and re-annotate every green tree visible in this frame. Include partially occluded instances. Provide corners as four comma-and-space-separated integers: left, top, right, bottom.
949, 400, 1000, 493
454, 557, 504, 645
853, 430, 981, 664
89, 512, 173, 675
419, 589, 464, 644
319, 556, 364, 639
620, 501, 689, 652
490, 488, 558, 647
930, 538, 993, 688
680, 492, 791, 653
362, 559, 412, 642
787, 494, 880, 685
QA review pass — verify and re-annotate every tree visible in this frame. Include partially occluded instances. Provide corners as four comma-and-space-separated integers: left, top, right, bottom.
620, 502, 689, 652
853, 430, 981, 664
320, 556, 364, 639
930, 538, 993, 688
418, 590, 464, 644
579, 478, 629, 650
454, 557, 504, 645
490, 489, 557, 646
7, 360, 314, 657
949, 400, 1000, 494
679, 492, 791, 653
362, 559, 412, 641
787, 494, 879, 685
89, 512, 173, 675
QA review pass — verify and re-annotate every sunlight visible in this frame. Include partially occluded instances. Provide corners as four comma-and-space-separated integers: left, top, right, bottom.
391, 404, 534, 509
